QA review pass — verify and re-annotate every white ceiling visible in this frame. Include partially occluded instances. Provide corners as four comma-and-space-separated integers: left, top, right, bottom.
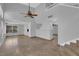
2, 3, 79, 24
1, 3, 37, 24
21, 3, 40, 8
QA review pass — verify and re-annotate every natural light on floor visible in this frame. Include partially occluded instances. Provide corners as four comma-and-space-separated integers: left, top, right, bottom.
5, 37, 18, 49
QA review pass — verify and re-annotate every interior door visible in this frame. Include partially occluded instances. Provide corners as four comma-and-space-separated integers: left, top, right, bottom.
53, 24, 58, 35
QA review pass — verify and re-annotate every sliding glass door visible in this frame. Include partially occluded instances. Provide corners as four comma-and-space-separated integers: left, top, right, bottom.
6, 25, 17, 33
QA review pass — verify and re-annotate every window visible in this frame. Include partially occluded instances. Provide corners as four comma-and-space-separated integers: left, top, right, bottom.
13, 26, 17, 32
6, 26, 17, 33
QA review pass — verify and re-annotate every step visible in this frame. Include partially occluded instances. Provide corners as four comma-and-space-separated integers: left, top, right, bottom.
70, 42, 77, 47
57, 44, 61, 47
58, 47, 68, 56
65, 46, 79, 56
76, 40, 79, 43
62, 47, 77, 56
70, 47, 79, 55
76, 40, 79, 47
64, 44, 70, 47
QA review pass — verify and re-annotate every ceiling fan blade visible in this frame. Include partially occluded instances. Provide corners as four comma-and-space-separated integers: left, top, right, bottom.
32, 14, 38, 16
24, 15, 34, 18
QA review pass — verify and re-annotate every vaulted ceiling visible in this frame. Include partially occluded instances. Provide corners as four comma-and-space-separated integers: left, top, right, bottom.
1, 3, 40, 24
0, 3, 79, 24
21, 3, 40, 8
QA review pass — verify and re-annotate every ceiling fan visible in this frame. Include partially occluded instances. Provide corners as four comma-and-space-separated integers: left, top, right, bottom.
22, 3, 38, 18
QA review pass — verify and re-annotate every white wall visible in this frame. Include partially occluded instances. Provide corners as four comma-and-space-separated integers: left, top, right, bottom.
1, 3, 35, 37
18, 24, 24, 35
0, 17, 6, 46
24, 20, 37, 37
24, 23, 31, 37
54, 5, 79, 45
35, 3, 79, 45
0, 4, 6, 46
36, 21, 52, 40
3, 3, 37, 37
0, 5, 3, 17
0, 17, 3, 45
35, 4, 56, 40
37, 4, 79, 45
2, 3, 79, 45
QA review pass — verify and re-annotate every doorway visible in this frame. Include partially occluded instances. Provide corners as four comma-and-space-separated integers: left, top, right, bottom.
52, 24, 58, 39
